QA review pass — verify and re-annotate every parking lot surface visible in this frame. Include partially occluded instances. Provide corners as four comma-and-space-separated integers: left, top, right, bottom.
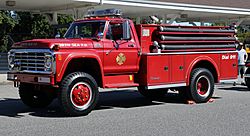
0, 84, 250, 136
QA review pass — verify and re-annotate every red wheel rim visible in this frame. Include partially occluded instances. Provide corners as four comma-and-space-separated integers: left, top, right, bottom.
196, 76, 210, 97
70, 82, 92, 109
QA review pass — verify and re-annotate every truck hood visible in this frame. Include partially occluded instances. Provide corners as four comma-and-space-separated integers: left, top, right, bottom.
12, 39, 95, 49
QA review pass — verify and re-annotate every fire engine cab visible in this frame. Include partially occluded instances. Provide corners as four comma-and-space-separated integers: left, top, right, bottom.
7, 9, 238, 116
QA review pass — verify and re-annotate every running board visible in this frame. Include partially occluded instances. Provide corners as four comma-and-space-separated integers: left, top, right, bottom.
219, 79, 237, 83
104, 74, 138, 88
146, 83, 186, 90
105, 83, 139, 88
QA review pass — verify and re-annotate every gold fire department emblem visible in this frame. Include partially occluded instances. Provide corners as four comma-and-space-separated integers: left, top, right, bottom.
116, 53, 126, 65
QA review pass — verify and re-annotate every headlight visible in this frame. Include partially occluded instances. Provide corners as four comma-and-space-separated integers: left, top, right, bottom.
8, 52, 15, 70
44, 55, 52, 71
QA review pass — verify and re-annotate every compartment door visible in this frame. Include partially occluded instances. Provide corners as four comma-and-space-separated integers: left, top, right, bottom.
170, 55, 185, 83
220, 53, 238, 79
147, 55, 170, 85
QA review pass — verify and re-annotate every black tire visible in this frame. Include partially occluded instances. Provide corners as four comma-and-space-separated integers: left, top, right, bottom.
245, 68, 250, 89
189, 68, 214, 103
177, 87, 189, 100
138, 86, 167, 98
58, 72, 99, 116
19, 83, 54, 108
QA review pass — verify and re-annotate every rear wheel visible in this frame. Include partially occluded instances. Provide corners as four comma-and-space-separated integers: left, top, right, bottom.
19, 83, 55, 108
138, 86, 167, 98
188, 68, 214, 103
59, 72, 99, 116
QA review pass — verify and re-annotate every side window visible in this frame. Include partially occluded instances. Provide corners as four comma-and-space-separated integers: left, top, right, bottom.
67, 24, 92, 38
95, 23, 105, 38
106, 23, 123, 40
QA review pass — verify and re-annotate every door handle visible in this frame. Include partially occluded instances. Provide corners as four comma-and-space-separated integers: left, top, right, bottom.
128, 44, 134, 47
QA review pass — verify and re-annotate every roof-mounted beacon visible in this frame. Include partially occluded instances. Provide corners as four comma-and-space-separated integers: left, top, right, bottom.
85, 9, 122, 18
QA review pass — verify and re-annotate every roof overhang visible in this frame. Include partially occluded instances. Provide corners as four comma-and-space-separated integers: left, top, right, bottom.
1, 0, 250, 23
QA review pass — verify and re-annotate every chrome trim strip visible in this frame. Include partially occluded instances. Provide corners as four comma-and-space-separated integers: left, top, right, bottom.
144, 51, 237, 56
147, 83, 186, 89
8, 70, 52, 75
22, 70, 52, 74
220, 79, 237, 83
10, 49, 53, 53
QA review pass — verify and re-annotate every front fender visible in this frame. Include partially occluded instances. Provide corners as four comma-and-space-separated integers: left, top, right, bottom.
55, 52, 104, 85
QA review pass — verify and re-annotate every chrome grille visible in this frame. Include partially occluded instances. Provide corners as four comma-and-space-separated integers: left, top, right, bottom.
9, 49, 54, 74
15, 52, 46, 71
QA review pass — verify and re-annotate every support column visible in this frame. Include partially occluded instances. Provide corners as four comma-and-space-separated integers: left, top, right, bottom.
52, 12, 58, 25
73, 8, 80, 20
100, 0, 103, 5
44, 12, 58, 25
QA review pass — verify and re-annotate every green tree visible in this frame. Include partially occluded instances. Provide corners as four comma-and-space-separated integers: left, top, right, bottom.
12, 12, 53, 40
237, 32, 250, 42
1, 11, 74, 52
31, 14, 53, 38
0, 10, 17, 52
12, 12, 73, 39
11, 12, 33, 41
55, 14, 74, 37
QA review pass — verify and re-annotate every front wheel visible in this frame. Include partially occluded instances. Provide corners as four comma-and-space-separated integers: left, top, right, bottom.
59, 72, 99, 116
189, 68, 214, 103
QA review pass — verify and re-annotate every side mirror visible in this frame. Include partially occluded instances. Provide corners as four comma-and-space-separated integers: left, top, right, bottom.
55, 32, 61, 38
123, 20, 131, 40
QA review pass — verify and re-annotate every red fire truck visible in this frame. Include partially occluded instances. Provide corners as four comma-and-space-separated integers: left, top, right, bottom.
7, 9, 238, 116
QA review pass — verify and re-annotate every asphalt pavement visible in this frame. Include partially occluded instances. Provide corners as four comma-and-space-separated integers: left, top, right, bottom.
0, 83, 250, 136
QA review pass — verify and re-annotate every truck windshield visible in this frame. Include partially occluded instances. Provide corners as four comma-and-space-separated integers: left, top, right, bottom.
64, 21, 106, 39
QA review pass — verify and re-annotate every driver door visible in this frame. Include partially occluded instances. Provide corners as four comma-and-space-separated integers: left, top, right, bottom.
103, 21, 139, 75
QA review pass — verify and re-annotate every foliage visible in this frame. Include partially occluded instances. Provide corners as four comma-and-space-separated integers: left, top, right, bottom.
12, 12, 53, 39
11, 12, 33, 41
0, 11, 74, 52
58, 14, 74, 25
0, 35, 9, 52
237, 32, 250, 43
31, 14, 53, 38
56, 14, 74, 37
0, 11, 17, 52
211, 22, 250, 43
211, 22, 227, 26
